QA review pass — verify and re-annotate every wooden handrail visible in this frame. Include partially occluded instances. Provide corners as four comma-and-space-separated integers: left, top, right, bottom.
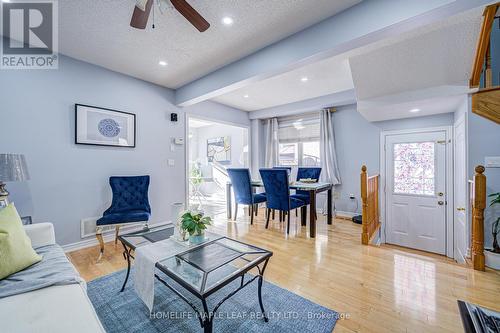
471, 165, 486, 271
361, 165, 380, 245
470, 3, 499, 88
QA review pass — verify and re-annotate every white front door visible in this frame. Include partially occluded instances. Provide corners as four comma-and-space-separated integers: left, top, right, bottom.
454, 115, 468, 262
386, 130, 447, 255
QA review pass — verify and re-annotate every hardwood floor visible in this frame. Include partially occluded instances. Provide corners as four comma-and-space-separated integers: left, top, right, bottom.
67, 210, 500, 333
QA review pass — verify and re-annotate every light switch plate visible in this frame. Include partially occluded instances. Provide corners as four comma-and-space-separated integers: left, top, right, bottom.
167, 159, 175, 166
485, 156, 500, 168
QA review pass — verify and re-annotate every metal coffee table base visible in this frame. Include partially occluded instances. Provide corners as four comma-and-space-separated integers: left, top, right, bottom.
155, 259, 270, 333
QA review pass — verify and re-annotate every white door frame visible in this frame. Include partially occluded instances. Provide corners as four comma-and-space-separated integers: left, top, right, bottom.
379, 126, 454, 258
184, 113, 252, 208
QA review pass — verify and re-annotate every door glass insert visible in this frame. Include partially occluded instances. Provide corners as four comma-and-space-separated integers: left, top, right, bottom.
393, 142, 435, 195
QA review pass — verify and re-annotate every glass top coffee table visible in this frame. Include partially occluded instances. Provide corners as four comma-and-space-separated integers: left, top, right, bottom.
118, 224, 273, 333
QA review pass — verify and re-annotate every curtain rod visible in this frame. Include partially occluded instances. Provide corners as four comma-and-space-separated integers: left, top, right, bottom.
323, 107, 337, 113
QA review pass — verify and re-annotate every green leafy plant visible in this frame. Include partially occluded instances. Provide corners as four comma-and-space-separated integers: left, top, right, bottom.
190, 163, 203, 186
180, 211, 212, 236
488, 192, 500, 253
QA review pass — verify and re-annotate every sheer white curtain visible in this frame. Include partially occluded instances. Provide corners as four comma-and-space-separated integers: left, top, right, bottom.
319, 109, 341, 185
265, 118, 280, 167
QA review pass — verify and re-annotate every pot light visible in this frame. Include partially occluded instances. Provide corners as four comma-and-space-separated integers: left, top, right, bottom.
301, 77, 309, 82
409, 108, 421, 113
243, 94, 249, 98
222, 17, 234, 26
158, 60, 168, 66
2, 0, 11, 3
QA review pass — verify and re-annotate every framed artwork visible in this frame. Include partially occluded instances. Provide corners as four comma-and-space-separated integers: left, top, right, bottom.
75, 104, 136, 148
21, 216, 32, 225
207, 136, 231, 162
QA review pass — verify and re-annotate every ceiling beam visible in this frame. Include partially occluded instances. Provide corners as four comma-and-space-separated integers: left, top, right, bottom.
175, 0, 494, 107
248, 90, 357, 120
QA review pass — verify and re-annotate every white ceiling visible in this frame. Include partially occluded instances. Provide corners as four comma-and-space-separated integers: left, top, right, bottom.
211, 6, 483, 121
58, 0, 361, 89
212, 56, 354, 111
349, 9, 482, 101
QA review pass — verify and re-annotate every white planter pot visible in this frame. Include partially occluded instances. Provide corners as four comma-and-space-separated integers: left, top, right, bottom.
485, 249, 500, 270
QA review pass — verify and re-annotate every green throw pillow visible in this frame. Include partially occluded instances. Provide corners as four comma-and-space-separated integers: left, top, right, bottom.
0, 203, 42, 280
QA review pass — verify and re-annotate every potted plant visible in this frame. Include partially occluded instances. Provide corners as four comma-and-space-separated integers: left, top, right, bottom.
485, 192, 500, 270
180, 210, 212, 244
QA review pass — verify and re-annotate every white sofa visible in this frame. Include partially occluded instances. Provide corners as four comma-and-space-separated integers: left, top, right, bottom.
0, 223, 106, 333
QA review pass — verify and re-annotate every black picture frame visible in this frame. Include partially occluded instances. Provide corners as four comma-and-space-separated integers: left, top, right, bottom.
75, 104, 136, 148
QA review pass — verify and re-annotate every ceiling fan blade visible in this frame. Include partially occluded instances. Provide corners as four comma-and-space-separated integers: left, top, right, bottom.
170, 0, 210, 32
130, 0, 153, 29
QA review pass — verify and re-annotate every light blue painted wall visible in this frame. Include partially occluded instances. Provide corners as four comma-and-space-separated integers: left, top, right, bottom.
333, 107, 454, 213
468, 109, 500, 249
0, 53, 249, 246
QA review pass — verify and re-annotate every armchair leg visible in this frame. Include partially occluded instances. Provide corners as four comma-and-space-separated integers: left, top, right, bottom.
115, 225, 120, 245
287, 211, 291, 234
234, 203, 238, 221
265, 209, 271, 229
272, 209, 275, 220
255, 204, 258, 216
295, 209, 298, 217
96, 226, 104, 262
250, 205, 254, 225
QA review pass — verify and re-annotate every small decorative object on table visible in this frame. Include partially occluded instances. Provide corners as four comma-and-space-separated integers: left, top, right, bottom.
171, 202, 188, 242
180, 210, 212, 244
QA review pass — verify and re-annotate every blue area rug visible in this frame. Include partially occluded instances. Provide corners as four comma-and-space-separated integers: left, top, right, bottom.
87, 269, 337, 333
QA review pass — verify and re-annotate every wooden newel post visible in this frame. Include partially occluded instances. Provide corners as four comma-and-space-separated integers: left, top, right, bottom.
472, 165, 486, 271
361, 165, 368, 245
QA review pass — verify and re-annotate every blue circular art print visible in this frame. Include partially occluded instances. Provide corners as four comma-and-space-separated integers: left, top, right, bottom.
98, 118, 120, 138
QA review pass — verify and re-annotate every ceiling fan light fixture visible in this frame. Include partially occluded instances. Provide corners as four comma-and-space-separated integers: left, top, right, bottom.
135, 0, 149, 11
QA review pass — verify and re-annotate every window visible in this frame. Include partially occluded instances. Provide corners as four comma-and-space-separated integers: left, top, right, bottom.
277, 116, 320, 167
393, 142, 435, 195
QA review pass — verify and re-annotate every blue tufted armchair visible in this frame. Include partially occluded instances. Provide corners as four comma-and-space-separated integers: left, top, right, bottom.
227, 168, 266, 224
95, 176, 151, 261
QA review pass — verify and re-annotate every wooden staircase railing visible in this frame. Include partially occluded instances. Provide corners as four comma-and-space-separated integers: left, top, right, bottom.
361, 165, 380, 245
470, 3, 500, 124
471, 165, 486, 271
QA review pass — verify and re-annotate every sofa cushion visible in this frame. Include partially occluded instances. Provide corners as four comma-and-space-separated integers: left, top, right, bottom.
0, 204, 42, 280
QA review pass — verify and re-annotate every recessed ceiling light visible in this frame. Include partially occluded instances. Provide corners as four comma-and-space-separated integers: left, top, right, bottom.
301, 77, 309, 82
222, 17, 234, 26
158, 60, 168, 66
243, 94, 249, 98
2, 0, 11, 3
410, 108, 421, 113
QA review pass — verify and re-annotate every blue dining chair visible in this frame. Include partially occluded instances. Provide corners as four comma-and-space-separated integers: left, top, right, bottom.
294, 167, 322, 204
96, 176, 151, 261
227, 168, 266, 224
259, 168, 306, 234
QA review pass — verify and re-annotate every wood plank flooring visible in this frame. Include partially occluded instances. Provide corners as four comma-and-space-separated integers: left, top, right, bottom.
67, 210, 500, 333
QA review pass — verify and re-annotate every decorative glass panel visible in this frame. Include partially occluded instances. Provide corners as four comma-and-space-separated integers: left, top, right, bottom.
393, 142, 435, 195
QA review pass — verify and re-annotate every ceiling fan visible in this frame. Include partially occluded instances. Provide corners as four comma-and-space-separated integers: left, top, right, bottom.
131, 0, 210, 32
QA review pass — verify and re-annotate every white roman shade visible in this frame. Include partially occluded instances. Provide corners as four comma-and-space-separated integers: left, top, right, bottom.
278, 114, 320, 143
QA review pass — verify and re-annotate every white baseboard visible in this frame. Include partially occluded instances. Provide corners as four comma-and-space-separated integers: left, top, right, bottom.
62, 221, 172, 253
335, 211, 357, 219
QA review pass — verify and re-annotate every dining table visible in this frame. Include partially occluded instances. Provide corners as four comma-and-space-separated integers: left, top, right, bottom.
226, 180, 333, 238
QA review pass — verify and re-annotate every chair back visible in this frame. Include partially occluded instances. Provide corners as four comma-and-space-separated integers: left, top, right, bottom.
297, 167, 321, 181
227, 168, 253, 205
273, 166, 292, 174
259, 169, 291, 211
106, 176, 151, 214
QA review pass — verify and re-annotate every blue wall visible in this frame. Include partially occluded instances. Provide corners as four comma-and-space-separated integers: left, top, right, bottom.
325, 106, 454, 213
0, 53, 249, 246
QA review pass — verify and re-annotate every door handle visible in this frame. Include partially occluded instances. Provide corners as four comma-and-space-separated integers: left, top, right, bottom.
456, 207, 466, 211
438, 201, 444, 205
